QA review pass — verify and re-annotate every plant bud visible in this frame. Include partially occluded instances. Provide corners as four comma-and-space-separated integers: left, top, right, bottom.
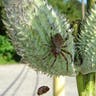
3, 0, 75, 76
76, 4, 96, 74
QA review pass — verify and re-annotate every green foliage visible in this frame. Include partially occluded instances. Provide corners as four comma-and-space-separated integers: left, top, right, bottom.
0, 0, 17, 64
0, 0, 6, 35
48, 0, 82, 21
0, 35, 15, 63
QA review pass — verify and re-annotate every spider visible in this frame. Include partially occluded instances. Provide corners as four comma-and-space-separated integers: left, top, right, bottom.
43, 33, 73, 71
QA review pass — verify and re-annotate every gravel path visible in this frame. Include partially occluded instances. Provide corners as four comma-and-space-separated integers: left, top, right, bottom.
0, 64, 78, 96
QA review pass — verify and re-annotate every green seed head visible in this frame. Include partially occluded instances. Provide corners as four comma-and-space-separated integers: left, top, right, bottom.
77, 4, 96, 74
3, 0, 75, 76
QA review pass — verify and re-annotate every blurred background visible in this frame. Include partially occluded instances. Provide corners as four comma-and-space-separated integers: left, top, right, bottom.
0, 0, 86, 65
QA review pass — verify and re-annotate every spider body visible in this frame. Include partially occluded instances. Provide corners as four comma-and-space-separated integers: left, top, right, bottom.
51, 33, 63, 55
43, 33, 73, 71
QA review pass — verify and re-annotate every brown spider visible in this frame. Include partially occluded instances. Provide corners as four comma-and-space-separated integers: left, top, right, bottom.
43, 33, 73, 71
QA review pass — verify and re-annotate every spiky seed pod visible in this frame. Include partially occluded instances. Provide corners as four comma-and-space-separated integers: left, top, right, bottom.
77, 4, 96, 74
3, 0, 75, 76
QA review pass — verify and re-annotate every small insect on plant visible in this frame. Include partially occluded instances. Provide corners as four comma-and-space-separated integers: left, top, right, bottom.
37, 86, 50, 96
43, 33, 73, 71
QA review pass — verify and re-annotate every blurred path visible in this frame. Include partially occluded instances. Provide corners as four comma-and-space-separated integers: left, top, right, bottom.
0, 64, 78, 96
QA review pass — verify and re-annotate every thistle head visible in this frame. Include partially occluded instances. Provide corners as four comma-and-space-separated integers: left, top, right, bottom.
76, 4, 96, 74
3, 0, 75, 76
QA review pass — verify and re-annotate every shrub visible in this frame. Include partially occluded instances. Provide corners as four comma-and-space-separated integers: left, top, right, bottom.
0, 35, 14, 62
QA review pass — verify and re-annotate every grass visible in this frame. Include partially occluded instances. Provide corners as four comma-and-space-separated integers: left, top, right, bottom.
0, 56, 17, 65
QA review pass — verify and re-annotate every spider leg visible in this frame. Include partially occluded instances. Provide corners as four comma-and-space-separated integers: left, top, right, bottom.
42, 43, 50, 48
62, 42, 71, 48
61, 52, 68, 71
61, 49, 73, 62
42, 52, 51, 60
50, 56, 57, 67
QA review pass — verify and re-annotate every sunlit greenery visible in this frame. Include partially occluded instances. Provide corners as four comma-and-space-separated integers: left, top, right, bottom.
48, 0, 82, 21
0, 35, 16, 64
0, 1, 17, 64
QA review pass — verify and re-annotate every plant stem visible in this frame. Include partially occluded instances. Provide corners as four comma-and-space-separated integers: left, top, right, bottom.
53, 76, 65, 96
81, 0, 85, 20
76, 73, 96, 96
